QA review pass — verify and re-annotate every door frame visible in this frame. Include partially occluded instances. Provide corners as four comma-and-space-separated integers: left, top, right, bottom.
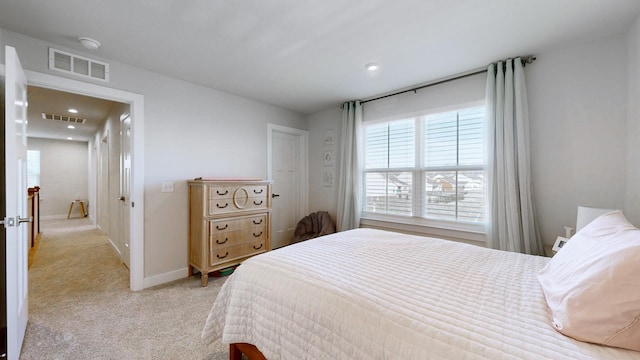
22, 69, 145, 291
267, 124, 309, 220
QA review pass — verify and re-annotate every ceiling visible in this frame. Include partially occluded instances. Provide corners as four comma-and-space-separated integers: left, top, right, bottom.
26, 86, 121, 142
2, 0, 640, 120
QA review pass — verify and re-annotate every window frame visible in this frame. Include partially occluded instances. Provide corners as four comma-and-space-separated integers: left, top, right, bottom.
27, 149, 41, 188
361, 102, 487, 234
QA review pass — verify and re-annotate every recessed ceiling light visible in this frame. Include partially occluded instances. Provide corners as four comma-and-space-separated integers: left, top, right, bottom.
78, 37, 101, 50
68, 108, 78, 114
67, 137, 73, 140
67, 125, 75, 129
365, 63, 380, 72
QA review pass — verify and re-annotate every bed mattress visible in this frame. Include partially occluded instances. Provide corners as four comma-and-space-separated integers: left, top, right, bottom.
202, 228, 640, 359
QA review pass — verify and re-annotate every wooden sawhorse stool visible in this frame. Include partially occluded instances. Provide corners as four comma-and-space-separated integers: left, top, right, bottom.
67, 200, 87, 219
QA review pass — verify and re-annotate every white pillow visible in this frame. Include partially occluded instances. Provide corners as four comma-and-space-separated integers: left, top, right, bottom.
537, 210, 640, 351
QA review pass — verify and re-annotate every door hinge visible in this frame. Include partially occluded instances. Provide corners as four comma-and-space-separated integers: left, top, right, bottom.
131, 202, 134, 208
1, 217, 16, 228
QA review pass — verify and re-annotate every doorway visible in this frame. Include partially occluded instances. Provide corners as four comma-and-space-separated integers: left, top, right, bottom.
267, 124, 308, 249
25, 70, 144, 291
27, 85, 131, 264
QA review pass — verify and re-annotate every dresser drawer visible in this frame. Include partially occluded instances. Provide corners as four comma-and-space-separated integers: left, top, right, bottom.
207, 185, 268, 215
209, 240, 267, 266
209, 227, 266, 248
209, 214, 267, 234
208, 197, 267, 215
209, 215, 267, 249
208, 185, 268, 201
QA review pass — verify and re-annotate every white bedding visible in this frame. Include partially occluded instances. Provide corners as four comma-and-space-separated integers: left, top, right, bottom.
202, 228, 640, 359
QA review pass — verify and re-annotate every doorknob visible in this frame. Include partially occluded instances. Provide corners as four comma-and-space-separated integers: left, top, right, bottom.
17, 216, 33, 224
272, 193, 280, 198
118, 196, 126, 201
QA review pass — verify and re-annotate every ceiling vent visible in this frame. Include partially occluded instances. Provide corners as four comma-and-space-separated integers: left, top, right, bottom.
48, 48, 109, 82
41, 112, 87, 124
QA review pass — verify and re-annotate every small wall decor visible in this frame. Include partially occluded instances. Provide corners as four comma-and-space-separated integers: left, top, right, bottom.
323, 170, 334, 187
323, 150, 335, 166
323, 129, 334, 146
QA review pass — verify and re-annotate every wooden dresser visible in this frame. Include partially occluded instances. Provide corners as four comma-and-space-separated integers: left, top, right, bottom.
188, 179, 272, 286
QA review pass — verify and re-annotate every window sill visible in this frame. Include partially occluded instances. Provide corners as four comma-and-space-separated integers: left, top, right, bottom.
360, 213, 487, 246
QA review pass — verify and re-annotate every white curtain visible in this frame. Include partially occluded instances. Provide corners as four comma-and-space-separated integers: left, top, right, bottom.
336, 100, 363, 231
486, 58, 543, 255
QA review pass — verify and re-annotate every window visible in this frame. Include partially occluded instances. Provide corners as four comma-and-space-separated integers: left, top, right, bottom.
363, 106, 486, 224
27, 149, 41, 188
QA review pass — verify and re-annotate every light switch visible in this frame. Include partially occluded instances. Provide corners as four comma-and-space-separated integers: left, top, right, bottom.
161, 181, 174, 193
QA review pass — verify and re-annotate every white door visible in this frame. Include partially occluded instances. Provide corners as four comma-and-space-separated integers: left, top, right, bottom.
270, 129, 306, 249
119, 114, 131, 268
4, 46, 29, 360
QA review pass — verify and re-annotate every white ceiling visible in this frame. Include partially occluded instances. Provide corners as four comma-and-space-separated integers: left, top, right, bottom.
2, 0, 640, 118
26, 86, 121, 142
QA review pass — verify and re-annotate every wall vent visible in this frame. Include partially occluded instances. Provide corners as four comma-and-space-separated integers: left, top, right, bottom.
41, 112, 87, 124
48, 48, 110, 82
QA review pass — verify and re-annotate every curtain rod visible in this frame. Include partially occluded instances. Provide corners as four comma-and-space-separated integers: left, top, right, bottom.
360, 55, 536, 105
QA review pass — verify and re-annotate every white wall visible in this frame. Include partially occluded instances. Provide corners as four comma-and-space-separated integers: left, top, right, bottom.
528, 34, 628, 244
307, 107, 343, 220
306, 33, 633, 249
626, 14, 640, 227
3, 29, 307, 283
27, 137, 89, 218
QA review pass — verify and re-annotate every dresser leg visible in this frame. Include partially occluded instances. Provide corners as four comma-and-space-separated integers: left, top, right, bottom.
201, 273, 208, 287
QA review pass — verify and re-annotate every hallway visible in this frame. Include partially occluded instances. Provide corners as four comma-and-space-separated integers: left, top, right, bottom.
21, 218, 228, 359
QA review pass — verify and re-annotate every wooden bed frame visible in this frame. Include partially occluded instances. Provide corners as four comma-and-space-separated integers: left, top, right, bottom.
230, 343, 266, 360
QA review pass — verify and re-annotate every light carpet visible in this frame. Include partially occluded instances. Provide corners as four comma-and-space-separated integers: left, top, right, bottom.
20, 218, 229, 360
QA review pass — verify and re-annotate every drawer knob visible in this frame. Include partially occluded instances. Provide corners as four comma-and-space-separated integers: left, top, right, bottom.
253, 189, 264, 194
216, 190, 229, 195
253, 200, 263, 205
216, 237, 229, 245
216, 224, 228, 230
252, 219, 263, 225
216, 252, 229, 259
253, 231, 263, 237
253, 243, 263, 250
216, 202, 229, 209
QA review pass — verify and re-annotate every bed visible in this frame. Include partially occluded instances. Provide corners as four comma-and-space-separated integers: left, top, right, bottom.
202, 224, 640, 359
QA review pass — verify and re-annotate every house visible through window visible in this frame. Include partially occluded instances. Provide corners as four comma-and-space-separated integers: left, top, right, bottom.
27, 149, 41, 188
363, 106, 486, 224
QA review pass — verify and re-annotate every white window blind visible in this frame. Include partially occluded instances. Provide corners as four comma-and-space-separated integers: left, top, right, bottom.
365, 119, 414, 215
363, 106, 486, 224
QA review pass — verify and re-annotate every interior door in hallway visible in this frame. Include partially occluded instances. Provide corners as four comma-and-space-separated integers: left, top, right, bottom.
271, 130, 302, 249
119, 114, 131, 268
3, 46, 29, 360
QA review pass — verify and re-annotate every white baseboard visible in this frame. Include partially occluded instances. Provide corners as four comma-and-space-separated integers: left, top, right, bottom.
41, 214, 95, 221
40, 214, 69, 220
108, 237, 122, 257
143, 267, 189, 289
